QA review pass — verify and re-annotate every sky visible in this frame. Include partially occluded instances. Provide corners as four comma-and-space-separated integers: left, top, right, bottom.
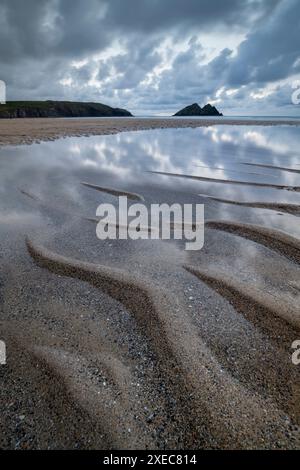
0, 0, 300, 115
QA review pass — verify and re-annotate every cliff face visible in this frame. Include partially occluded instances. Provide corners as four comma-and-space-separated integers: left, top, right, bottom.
174, 103, 222, 116
0, 101, 133, 118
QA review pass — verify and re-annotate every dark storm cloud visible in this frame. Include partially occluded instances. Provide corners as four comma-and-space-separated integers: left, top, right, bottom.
0, 0, 50, 61
134, 0, 300, 113
0, 0, 298, 114
0, 0, 268, 63
104, 0, 268, 32
227, 0, 300, 85
0, 0, 110, 62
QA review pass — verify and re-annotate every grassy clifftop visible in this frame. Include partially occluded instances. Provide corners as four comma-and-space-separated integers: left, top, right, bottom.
0, 101, 133, 118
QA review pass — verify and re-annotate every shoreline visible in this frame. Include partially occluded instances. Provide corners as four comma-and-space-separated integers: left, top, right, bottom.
0, 116, 300, 146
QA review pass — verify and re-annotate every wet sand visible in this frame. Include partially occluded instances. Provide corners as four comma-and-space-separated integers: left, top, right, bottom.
243, 162, 300, 174
0, 117, 300, 146
198, 194, 300, 216
0, 125, 300, 450
150, 170, 300, 192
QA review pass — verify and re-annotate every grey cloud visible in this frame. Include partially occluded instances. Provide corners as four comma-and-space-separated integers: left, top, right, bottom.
96, 36, 162, 89
0, 0, 298, 115
0, 0, 268, 63
104, 0, 273, 33
226, 0, 300, 85
0, 0, 110, 63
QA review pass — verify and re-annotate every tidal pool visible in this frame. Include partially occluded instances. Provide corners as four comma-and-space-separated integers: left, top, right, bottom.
1, 125, 300, 239
0, 125, 299, 450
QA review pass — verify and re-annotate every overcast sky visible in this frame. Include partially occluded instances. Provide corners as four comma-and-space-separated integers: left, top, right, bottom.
0, 0, 300, 115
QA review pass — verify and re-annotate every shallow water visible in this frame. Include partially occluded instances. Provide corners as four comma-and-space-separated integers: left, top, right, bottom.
1, 125, 300, 238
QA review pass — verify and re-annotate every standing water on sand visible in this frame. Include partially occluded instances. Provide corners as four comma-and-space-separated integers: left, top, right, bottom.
0, 125, 300, 450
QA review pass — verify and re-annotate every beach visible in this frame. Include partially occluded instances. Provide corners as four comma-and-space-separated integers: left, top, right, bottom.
1, 117, 300, 146
0, 121, 299, 450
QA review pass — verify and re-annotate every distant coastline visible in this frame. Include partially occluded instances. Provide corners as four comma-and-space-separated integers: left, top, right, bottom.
0, 100, 132, 119
0, 100, 225, 119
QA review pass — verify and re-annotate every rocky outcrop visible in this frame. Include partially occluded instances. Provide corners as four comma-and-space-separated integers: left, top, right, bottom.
174, 103, 222, 116
0, 101, 133, 118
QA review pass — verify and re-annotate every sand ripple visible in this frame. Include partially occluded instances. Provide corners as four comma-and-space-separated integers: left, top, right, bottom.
81, 182, 144, 201
149, 170, 300, 192
243, 162, 300, 174
23, 238, 300, 449
206, 220, 300, 263
199, 194, 300, 216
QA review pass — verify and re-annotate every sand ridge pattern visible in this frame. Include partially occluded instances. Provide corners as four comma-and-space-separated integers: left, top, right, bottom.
184, 265, 300, 333
24, 238, 300, 449
183, 265, 300, 422
3, 126, 300, 449
199, 194, 300, 216
243, 162, 300, 174
149, 170, 300, 192
20, 188, 99, 224
31, 345, 153, 449
195, 164, 278, 178
81, 182, 145, 201
205, 220, 300, 264
20, 187, 181, 234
